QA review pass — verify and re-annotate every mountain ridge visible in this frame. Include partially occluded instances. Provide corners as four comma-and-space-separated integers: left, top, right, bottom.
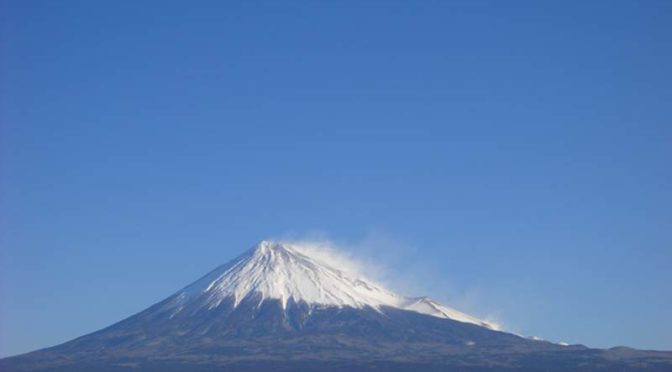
2, 240, 671, 371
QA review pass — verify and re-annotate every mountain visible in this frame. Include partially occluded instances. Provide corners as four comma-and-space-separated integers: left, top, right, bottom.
155, 240, 498, 330
2, 240, 671, 372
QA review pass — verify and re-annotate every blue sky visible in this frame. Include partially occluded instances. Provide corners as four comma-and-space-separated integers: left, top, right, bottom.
1, 0, 671, 357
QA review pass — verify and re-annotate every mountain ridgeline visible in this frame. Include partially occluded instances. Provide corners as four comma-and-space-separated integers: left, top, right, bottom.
2, 241, 671, 371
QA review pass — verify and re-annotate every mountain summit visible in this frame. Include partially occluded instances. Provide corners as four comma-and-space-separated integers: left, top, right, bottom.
2, 240, 671, 372
164, 240, 497, 329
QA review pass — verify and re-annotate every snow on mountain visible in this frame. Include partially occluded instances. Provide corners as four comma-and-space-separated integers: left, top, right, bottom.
401, 297, 499, 330
164, 240, 499, 330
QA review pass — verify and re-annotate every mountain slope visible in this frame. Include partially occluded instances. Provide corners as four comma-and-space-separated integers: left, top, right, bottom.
159, 240, 498, 329
2, 240, 672, 372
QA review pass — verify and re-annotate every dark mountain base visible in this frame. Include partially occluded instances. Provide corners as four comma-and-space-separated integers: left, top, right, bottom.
6, 354, 672, 372
3, 298, 672, 371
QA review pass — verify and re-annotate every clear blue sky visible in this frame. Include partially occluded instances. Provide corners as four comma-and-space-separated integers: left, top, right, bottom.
1, 0, 671, 357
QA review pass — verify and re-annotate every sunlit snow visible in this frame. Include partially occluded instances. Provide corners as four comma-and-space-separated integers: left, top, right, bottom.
165, 240, 500, 330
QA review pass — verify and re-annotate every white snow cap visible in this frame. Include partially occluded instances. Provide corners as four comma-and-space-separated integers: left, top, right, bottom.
172, 240, 500, 330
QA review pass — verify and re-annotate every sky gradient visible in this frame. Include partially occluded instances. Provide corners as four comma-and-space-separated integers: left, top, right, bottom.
1, 0, 671, 357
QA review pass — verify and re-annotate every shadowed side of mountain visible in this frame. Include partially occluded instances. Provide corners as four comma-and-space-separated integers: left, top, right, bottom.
2, 297, 541, 360
3, 298, 672, 371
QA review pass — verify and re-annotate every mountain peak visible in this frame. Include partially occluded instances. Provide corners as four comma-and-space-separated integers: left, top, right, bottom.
163, 240, 499, 330
246, 240, 299, 269
253, 239, 288, 253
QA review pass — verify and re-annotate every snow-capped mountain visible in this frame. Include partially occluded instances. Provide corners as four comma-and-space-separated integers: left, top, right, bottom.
161, 240, 498, 330
3, 240, 671, 372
